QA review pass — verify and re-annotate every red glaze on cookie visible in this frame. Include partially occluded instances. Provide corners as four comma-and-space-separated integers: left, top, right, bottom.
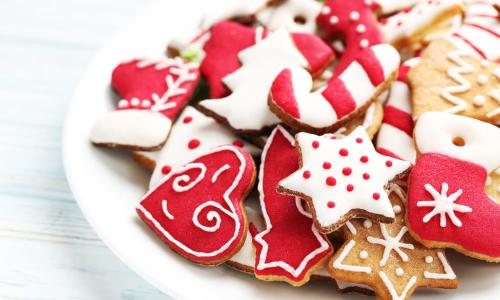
270, 44, 399, 134
317, 0, 384, 76
408, 112, 500, 261
137, 145, 256, 265
201, 21, 334, 98
253, 126, 332, 286
376, 58, 420, 163
90, 58, 200, 150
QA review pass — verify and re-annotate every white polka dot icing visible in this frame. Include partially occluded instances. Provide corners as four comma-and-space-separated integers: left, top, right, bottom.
395, 267, 404, 276
477, 74, 488, 85
363, 219, 373, 229
425, 256, 434, 264
279, 127, 410, 231
359, 250, 369, 259
473, 95, 486, 107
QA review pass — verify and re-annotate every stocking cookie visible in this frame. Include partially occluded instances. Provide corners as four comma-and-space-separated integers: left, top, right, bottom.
408, 39, 500, 125
253, 126, 332, 286
90, 57, 200, 150
257, 0, 322, 33
198, 27, 334, 135
269, 44, 399, 134
448, 0, 500, 61
407, 111, 500, 262
137, 145, 256, 265
329, 185, 458, 300
376, 58, 420, 163
147, 107, 260, 188
278, 127, 411, 233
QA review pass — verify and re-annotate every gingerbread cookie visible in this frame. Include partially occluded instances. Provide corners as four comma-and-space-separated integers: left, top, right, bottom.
278, 127, 411, 233
269, 44, 399, 134
198, 27, 333, 135
407, 111, 500, 262
136, 145, 256, 265
147, 106, 260, 188
448, 0, 500, 61
408, 39, 500, 125
253, 126, 332, 286
329, 185, 458, 300
376, 58, 420, 163
90, 57, 200, 150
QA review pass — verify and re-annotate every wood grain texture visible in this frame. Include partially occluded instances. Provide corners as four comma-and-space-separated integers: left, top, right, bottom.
0, 0, 170, 298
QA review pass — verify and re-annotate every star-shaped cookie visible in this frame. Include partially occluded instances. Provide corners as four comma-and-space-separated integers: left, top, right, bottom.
278, 127, 410, 233
329, 185, 458, 300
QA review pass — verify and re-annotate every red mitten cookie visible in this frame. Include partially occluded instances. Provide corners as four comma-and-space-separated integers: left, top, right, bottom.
137, 145, 256, 265
90, 58, 200, 150
278, 127, 411, 233
253, 126, 332, 286
199, 26, 334, 135
269, 44, 399, 134
376, 58, 420, 163
407, 111, 500, 262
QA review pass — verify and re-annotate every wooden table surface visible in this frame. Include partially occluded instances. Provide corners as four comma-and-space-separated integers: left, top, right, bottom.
0, 0, 170, 298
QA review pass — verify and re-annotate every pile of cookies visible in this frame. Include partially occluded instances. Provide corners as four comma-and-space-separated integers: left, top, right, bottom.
89, 0, 500, 299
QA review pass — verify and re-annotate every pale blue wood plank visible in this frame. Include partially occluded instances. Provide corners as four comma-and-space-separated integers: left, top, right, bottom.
0, 0, 172, 299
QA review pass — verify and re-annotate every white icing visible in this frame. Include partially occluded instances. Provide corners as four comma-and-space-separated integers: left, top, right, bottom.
333, 240, 372, 274
473, 95, 486, 106
200, 0, 268, 29
395, 267, 404, 276
136, 145, 246, 258
367, 225, 415, 267
363, 219, 373, 229
211, 164, 230, 183
477, 73, 489, 85
90, 109, 172, 148
279, 127, 410, 228
330, 15, 339, 24
487, 88, 500, 117
415, 112, 500, 173
172, 163, 207, 192
359, 250, 369, 259
424, 252, 456, 279
379, 271, 417, 300
346, 220, 358, 235
257, 0, 322, 33
161, 199, 175, 220
393, 205, 402, 214
450, 23, 500, 61
381, 0, 463, 44
425, 255, 434, 264
417, 182, 473, 227
254, 126, 331, 278
199, 29, 307, 132
440, 50, 474, 114
149, 107, 260, 188
374, 0, 419, 15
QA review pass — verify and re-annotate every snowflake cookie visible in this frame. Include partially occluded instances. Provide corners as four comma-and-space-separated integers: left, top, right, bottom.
407, 111, 500, 262
278, 126, 411, 233
329, 185, 458, 300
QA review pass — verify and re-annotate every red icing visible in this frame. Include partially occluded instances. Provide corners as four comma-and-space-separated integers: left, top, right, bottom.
373, 193, 380, 200
408, 153, 500, 259
383, 106, 414, 137
312, 141, 320, 149
303, 171, 311, 179
327, 201, 336, 208
342, 167, 352, 176
360, 155, 369, 163
386, 160, 393, 167
112, 59, 200, 119
363, 173, 370, 180
323, 162, 332, 169
232, 140, 244, 147
136, 146, 256, 265
161, 165, 172, 175
356, 48, 385, 86
321, 78, 357, 119
316, 0, 384, 76
202, 21, 334, 98
253, 127, 332, 283
452, 32, 487, 59
326, 176, 337, 186
346, 184, 354, 192
356, 137, 363, 143
339, 148, 349, 156
183, 116, 193, 123
271, 69, 300, 118
188, 139, 201, 149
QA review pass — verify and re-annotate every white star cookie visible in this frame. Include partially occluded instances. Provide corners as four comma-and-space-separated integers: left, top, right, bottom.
278, 127, 410, 233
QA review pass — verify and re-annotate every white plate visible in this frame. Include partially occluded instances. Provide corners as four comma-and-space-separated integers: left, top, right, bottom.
62, 0, 500, 299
